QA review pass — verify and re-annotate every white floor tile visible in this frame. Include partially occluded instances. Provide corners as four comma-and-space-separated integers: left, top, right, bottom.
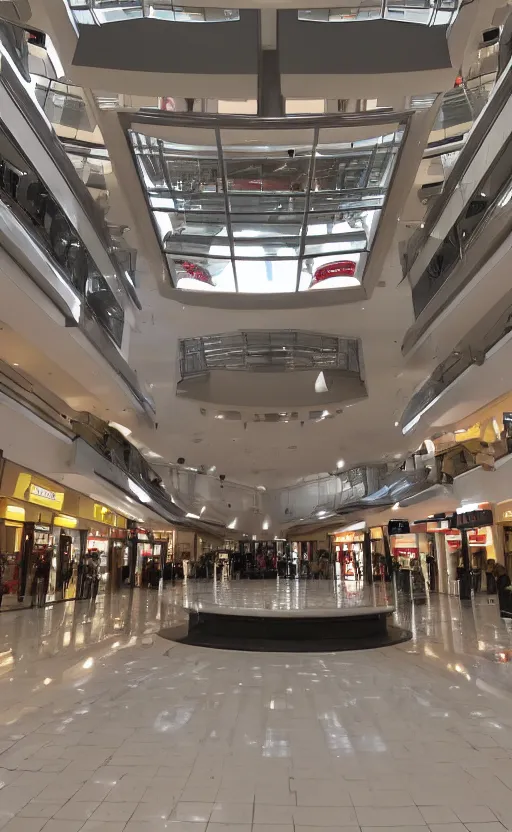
418, 808, 459, 824
1, 819, 46, 832
53, 800, 101, 821
209, 804, 253, 824
356, 807, 425, 827
91, 802, 139, 822
171, 803, 214, 822
294, 807, 358, 826
42, 822, 86, 832
453, 807, 498, 823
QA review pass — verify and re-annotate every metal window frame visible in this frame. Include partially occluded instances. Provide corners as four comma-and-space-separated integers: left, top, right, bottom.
125, 109, 410, 295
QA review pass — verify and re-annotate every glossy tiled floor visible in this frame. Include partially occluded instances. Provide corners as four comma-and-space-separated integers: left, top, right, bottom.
1, 583, 512, 832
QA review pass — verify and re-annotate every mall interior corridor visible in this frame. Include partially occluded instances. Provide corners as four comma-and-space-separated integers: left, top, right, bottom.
0, 586, 511, 832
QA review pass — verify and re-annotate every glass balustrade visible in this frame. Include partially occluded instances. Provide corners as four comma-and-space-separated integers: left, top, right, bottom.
298, 0, 460, 26
411, 132, 512, 318
179, 331, 361, 377
0, 124, 124, 346
68, 0, 240, 24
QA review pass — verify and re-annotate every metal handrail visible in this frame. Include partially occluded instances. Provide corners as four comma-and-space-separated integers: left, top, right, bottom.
179, 330, 361, 378
298, 0, 461, 26
122, 108, 413, 132
403, 56, 512, 276
0, 20, 141, 310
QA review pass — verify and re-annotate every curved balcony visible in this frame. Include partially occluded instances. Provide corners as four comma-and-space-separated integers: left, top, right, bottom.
128, 110, 411, 302
177, 330, 365, 407
68, 0, 240, 24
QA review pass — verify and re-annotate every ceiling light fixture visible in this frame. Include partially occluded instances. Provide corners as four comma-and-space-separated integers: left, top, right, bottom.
186, 512, 200, 519
315, 371, 329, 394
336, 459, 345, 469
128, 479, 151, 504
200, 506, 206, 515
392, 502, 400, 511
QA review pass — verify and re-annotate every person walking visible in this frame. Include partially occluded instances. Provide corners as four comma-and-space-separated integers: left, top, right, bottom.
494, 564, 512, 618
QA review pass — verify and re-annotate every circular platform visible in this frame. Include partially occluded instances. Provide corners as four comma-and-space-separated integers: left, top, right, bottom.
159, 581, 411, 652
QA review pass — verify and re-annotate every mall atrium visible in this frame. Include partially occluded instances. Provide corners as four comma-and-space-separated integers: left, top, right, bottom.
1, 1, 512, 831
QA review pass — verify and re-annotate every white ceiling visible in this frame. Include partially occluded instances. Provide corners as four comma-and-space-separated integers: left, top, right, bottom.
3, 0, 507, 534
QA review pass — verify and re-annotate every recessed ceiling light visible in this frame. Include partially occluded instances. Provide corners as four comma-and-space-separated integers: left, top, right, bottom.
392, 502, 400, 511
336, 459, 345, 469
12, 363, 19, 367
257, 485, 266, 491
215, 414, 224, 420
394, 421, 399, 427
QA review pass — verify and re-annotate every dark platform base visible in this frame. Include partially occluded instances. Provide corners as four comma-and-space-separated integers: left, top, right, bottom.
159, 609, 411, 652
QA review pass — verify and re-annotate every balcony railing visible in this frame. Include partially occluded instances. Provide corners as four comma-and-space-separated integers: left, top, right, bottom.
298, 0, 461, 27
0, 125, 125, 346
179, 331, 361, 378
400, 298, 512, 436
68, 0, 240, 24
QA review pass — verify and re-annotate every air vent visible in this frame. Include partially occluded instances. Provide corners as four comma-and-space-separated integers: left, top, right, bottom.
253, 412, 299, 423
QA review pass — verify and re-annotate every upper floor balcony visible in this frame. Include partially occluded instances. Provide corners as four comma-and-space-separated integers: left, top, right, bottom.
0, 21, 153, 420
60, 0, 478, 101
401, 52, 512, 358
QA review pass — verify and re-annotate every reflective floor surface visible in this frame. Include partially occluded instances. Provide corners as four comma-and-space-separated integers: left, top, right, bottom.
1, 584, 512, 832
179, 579, 394, 613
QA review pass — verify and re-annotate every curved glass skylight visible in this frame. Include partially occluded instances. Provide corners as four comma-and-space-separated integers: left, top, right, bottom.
130, 117, 405, 294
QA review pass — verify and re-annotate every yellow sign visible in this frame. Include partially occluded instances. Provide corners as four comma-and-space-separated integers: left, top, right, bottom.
53, 514, 78, 529
5, 504, 25, 522
13, 473, 65, 510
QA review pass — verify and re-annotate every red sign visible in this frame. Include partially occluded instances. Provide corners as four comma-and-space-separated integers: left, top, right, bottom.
393, 547, 418, 558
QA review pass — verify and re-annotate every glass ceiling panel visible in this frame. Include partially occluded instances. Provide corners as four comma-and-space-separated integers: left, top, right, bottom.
130, 119, 404, 294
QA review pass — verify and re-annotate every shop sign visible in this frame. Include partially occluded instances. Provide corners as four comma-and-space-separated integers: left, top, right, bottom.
53, 514, 78, 529
452, 508, 493, 530
334, 532, 364, 544
34, 523, 50, 532
394, 547, 418, 558
388, 519, 410, 535
13, 474, 65, 510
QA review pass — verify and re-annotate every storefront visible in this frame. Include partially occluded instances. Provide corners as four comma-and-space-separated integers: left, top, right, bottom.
0, 461, 130, 606
369, 526, 387, 581
130, 528, 172, 587
495, 500, 512, 576
445, 506, 495, 597
332, 531, 364, 580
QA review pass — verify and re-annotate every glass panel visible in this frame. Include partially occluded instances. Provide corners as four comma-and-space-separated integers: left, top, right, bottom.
298, 252, 363, 291
86, 273, 124, 346
167, 254, 236, 291
235, 259, 299, 294
131, 124, 402, 293
298, 0, 458, 24
0, 124, 124, 342
69, 1, 240, 23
